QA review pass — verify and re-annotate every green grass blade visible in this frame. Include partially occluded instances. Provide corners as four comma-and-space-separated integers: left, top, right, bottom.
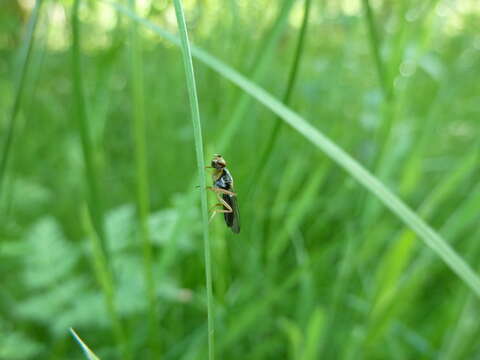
171, 1, 214, 359
127, 0, 160, 355
69, 328, 101, 360
106, 2, 480, 298
0, 0, 43, 194
72, 0, 108, 251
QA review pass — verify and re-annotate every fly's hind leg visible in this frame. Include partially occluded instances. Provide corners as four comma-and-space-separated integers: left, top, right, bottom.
209, 192, 233, 223
209, 203, 223, 212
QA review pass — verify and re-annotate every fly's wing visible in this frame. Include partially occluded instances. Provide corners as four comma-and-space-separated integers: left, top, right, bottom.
222, 193, 240, 234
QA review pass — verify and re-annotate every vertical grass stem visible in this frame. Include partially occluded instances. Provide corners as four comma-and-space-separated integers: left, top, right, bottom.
171, 1, 215, 359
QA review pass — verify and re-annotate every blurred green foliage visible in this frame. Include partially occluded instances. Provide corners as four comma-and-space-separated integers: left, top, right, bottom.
1, 0, 480, 359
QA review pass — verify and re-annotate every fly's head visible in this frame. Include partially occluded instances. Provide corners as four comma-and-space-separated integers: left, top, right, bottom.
211, 154, 227, 170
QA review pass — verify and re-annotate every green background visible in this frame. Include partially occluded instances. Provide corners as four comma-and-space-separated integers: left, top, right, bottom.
1, 0, 479, 359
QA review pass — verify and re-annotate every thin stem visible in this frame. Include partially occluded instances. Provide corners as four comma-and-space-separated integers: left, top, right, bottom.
171, 1, 214, 359
0, 0, 42, 194
127, 0, 160, 356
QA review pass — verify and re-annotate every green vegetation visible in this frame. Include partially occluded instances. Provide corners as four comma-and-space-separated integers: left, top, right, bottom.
1, 1, 479, 359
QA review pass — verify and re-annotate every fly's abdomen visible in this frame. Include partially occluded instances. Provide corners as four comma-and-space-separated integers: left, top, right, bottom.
222, 193, 240, 233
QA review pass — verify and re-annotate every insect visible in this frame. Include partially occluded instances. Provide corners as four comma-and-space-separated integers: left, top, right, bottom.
206, 154, 240, 233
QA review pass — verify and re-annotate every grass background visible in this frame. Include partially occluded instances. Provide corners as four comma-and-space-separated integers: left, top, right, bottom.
1, 0, 480, 359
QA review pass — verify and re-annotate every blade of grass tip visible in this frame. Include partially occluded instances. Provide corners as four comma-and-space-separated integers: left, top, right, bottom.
81, 206, 130, 360
247, 0, 312, 197
0, 0, 43, 195
127, 0, 160, 356
171, 1, 214, 359
72, 0, 108, 253
69, 328, 101, 360
108, 1, 480, 298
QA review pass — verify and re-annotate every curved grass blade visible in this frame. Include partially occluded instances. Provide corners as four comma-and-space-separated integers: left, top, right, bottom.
70, 328, 101, 360
171, 0, 214, 359
107, 1, 480, 298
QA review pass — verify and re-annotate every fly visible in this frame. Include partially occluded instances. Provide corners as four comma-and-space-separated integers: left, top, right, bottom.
206, 154, 240, 233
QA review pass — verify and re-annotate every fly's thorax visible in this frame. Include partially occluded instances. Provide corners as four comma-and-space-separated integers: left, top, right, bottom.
212, 168, 223, 183
223, 168, 233, 185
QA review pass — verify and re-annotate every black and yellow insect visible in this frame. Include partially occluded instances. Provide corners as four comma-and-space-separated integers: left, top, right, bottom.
206, 154, 240, 233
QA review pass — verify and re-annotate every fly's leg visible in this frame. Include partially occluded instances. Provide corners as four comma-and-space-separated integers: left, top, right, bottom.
206, 186, 236, 197
208, 192, 233, 223
209, 203, 224, 212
